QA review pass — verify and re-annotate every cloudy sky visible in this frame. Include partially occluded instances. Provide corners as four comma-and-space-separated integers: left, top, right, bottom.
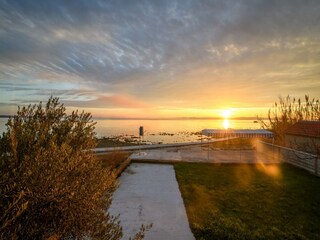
1, 0, 319, 118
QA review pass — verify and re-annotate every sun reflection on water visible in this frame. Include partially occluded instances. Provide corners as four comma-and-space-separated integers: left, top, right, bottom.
223, 119, 229, 129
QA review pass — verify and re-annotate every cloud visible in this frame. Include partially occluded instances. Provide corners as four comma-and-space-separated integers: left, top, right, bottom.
62, 94, 150, 109
1, 0, 320, 116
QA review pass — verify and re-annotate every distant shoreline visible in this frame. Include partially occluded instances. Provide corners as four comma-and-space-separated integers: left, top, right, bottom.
92, 117, 265, 121
0, 115, 266, 120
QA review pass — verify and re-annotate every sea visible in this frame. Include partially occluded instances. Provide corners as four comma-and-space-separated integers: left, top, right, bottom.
0, 118, 261, 144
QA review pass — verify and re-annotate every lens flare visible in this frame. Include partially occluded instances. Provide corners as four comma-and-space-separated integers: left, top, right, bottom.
257, 163, 282, 178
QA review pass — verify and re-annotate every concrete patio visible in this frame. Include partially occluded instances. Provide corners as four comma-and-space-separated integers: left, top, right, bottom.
130, 145, 281, 164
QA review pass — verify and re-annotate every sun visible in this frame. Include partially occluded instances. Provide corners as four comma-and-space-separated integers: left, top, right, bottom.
222, 109, 231, 119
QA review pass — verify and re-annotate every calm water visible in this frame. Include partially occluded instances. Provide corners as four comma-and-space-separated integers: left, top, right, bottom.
0, 118, 261, 143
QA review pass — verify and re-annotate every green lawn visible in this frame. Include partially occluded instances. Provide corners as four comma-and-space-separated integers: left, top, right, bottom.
175, 163, 320, 240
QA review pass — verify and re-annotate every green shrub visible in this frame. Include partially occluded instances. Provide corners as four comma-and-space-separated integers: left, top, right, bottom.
0, 97, 147, 239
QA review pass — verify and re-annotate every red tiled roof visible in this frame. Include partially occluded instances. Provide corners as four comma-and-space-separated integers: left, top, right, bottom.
286, 121, 320, 138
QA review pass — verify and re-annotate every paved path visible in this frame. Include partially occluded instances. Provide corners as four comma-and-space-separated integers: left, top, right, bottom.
130, 145, 281, 164
109, 163, 195, 240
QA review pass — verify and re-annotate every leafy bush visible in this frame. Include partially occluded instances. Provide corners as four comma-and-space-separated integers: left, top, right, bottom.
0, 97, 147, 239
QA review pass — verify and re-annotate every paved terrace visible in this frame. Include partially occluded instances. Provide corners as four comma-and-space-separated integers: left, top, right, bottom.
130, 145, 281, 164
94, 138, 280, 165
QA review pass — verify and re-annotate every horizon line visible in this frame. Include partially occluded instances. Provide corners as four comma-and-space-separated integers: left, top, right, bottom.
91, 116, 264, 120
0, 115, 266, 121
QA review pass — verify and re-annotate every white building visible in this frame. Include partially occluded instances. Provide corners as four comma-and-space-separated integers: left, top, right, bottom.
202, 129, 273, 138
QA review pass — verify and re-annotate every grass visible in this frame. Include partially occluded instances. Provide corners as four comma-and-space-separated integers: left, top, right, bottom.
175, 163, 320, 240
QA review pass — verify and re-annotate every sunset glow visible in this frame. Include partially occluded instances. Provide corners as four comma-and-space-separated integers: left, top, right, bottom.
222, 110, 232, 119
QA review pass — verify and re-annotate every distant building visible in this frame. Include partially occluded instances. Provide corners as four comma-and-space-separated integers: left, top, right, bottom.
285, 121, 320, 154
202, 129, 273, 138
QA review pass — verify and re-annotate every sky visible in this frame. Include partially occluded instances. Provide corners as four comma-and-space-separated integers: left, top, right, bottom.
0, 0, 320, 119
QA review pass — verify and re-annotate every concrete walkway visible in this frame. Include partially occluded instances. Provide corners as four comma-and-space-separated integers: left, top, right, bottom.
109, 163, 195, 240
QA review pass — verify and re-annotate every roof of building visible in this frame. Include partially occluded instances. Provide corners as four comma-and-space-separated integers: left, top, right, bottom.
285, 121, 320, 138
